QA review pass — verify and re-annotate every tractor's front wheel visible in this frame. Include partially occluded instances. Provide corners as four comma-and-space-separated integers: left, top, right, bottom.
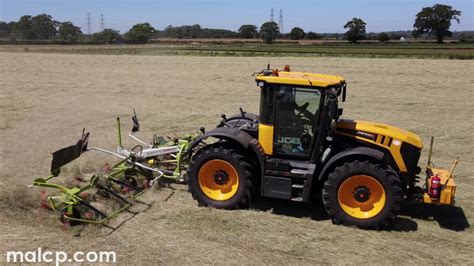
188, 146, 254, 209
323, 160, 402, 229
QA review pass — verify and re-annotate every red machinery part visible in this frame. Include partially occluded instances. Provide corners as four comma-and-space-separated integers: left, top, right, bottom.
429, 174, 441, 198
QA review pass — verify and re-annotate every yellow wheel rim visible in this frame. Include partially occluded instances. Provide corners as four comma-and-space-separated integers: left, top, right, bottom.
198, 159, 239, 201
337, 175, 386, 219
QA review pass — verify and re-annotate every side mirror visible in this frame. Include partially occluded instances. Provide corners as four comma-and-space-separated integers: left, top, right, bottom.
328, 97, 338, 119
342, 84, 347, 102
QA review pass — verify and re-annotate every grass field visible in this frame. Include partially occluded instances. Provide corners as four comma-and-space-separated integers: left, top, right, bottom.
1, 42, 474, 59
0, 50, 473, 264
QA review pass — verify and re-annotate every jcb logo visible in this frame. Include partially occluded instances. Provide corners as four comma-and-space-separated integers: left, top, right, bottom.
277, 137, 301, 145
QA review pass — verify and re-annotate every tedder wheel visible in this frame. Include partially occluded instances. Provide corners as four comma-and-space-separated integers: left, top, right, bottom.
322, 160, 402, 229
188, 145, 254, 209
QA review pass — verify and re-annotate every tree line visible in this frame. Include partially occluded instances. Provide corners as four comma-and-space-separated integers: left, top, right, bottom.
0, 14, 156, 44
0, 4, 464, 44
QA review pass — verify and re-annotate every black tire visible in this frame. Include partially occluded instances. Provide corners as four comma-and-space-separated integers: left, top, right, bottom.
322, 160, 403, 229
188, 145, 254, 209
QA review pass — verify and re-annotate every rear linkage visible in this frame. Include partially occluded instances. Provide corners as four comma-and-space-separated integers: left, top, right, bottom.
29, 110, 201, 230
416, 137, 458, 205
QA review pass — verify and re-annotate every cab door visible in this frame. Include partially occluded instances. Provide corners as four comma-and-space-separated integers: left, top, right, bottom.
273, 86, 322, 158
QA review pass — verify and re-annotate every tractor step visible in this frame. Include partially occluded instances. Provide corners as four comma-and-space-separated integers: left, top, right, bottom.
265, 158, 315, 179
292, 184, 304, 189
291, 197, 303, 202
262, 174, 307, 201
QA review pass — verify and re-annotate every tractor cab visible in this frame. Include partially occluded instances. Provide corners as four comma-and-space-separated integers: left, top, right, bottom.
255, 68, 345, 162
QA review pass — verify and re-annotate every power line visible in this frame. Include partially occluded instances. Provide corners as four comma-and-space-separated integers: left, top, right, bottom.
100, 13, 104, 31
279, 9, 284, 34
270, 8, 274, 22
87, 12, 91, 34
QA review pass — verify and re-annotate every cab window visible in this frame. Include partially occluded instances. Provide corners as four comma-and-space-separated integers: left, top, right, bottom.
274, 86, 321, 157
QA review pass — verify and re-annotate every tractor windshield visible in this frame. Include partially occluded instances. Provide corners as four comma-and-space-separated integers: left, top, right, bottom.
274, 86, 321, 157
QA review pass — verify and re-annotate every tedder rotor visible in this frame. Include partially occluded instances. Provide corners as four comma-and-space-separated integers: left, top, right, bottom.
30, 110, 200, 230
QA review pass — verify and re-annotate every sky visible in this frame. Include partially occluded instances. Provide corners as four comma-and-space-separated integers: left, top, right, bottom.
0, 0, 472, 34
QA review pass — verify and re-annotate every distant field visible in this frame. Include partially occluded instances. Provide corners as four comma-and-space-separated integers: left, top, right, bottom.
1, 42, 473, 59
0, 52, 473, 264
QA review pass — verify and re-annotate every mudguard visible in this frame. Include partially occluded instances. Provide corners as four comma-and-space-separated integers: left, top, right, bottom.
186, 127, 265, 178
317, 146, 385, 181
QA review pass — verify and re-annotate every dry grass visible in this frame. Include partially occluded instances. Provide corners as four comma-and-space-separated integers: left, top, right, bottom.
0, 52, 473, 264
1, 43, 473, 59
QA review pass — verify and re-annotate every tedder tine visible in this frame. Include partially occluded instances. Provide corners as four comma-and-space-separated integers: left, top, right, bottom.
98, 185, 132, 206
133, 198, 154, 208
111, 178, 143, 193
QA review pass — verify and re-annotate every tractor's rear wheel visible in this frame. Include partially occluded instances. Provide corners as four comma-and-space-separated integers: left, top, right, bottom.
323, 160, 402, 229
188, 146, 254, 209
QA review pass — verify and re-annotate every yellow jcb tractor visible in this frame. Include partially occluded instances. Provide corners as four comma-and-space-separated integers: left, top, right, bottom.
185, 66, 457, 229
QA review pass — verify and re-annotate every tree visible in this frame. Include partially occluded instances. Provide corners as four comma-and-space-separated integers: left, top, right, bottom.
305, 31, 321, 40
12, 14, 57, 39
200, 28, 237, 38
93, 29, 120, 44
260, 22, 280, 44
238, 24, 258, 39
159, 25, 237, 38
183, 24, 202, 39
31, 14, 57, 39
378, 32, 390, 43
8, 21, 16, 31
58, 22, 82, 41
289, 27, 305, 40
178, 24, 201, 38
343, 18, 367, 43
0, 21, 12, 36
459, 33, 474, 43
413, 4, 461, 43
125, 23, 156, 43
12, 15, 35, 39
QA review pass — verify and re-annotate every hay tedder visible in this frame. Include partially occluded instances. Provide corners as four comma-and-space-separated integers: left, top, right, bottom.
31, 66, 460, 230
30, 110, 200, 229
